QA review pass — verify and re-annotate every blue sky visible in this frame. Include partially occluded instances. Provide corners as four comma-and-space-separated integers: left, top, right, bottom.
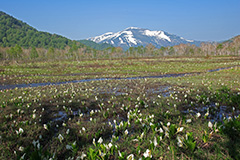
1, 0, 240, 41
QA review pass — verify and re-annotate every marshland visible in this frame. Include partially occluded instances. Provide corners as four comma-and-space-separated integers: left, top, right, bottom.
0, 56, 239, 159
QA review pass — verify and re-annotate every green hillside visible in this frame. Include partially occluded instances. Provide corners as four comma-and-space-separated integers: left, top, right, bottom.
0, 11, 84, 49
78, 40, 113, 50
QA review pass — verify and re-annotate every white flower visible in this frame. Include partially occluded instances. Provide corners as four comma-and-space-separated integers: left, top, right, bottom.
143, 149, 152, 158
82, 127, 86, 132
80, 152, 87, 160
19, 146, 24, 152
127, 154, 134, 160
196, 112, 201, 118
20, 153, 26, 160
43, 124, 48, 130
177, 127, 184, 133
93, 138, 96, 146
140, 132, 144, 139
108, 143, 113, 149
79, 113, 83, 117
159, 136, 163, 141
186, 119, 192, 123
98, 137, 103, 144
118, 150, 122, 157
66, 129, 70, 135
17, 128, 24, 135
159, 127, 164, 133
153, 136, 157, 147
119, 121, 123, 128
58, 134, 64, 143
149, 140, 152, 144
37, 143, 40, 149
162, 125, 169, 132
177, 136, 184, 147
205, 111, 209, 117
32, 114, 36, 119
125, 129, 129, 135
19, 128, 24, 134
167, 122, 171, 127
72, 141, 76, 146
132, 139, 139, 142
208, 121, 213, 129
137, 97, 140, 101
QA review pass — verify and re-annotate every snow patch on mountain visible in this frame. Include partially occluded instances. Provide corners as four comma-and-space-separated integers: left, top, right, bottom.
119, 37, 124, 44
123, 31, 137, 45
91, 32, 114, 43
143, 30, 171, 42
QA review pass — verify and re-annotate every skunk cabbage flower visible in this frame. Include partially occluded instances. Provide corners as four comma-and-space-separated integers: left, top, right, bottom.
143, 149, 152, 158
177, 127, 184, 133
127, 154, 134, 160
208, 121, 213, 129
43, 124, 48, 130
58, 134, 64, 143
98, 137, 103, 144
177, 136, 184, 147
125, 129, 129, 135
196, 112, 201, 118
186, 119, 192, 123
19, 146, 24, 152
153, 136, 157, 147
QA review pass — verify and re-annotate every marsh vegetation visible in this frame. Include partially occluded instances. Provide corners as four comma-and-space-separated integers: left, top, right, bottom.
0, 56, 239, 159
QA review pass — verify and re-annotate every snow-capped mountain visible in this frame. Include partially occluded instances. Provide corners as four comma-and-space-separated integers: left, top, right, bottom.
87, 27, 201, 50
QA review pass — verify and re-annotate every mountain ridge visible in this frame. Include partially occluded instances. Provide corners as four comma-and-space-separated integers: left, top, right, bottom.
87, 27, 202, 50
